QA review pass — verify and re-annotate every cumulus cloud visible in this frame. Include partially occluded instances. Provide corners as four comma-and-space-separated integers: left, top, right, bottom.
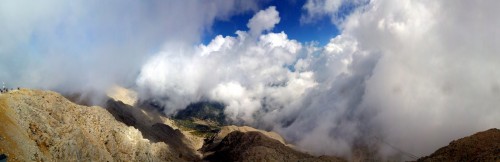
139, 1, 500, 160
282, 0, 500, 159
0, 0, 262, 104
351, 0, 500, 157
247, 6, 280, 36
136, 5, 377, 158
301, 0, 368, 25
136, 8, 315, 122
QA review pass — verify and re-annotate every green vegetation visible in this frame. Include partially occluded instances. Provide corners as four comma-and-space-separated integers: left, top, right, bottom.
174, 101, 226, 125
190, 130, 217, 138
174, 119, 220, 138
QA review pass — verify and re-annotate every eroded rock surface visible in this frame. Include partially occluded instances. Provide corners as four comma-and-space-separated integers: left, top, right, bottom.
0, 89, 189, 161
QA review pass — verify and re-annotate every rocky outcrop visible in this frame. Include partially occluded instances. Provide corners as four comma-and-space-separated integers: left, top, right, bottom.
0, 89, 189, 161
105, 98, 203, 161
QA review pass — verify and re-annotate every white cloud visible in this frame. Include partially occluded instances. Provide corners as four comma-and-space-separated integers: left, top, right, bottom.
353, 0, 500, 157
139, 2, 500, 159
136, 7, 315, 123
301, 0, 368, 25
0, 0, 262, 104
247, 6, 280, 36
277, 0, 500, 160
302, 0, 342, 22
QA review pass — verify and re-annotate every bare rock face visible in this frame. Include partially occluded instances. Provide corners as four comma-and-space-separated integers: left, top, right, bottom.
0, 89, 187, 161
417, 128, 500, 162
104, 97, 204, 161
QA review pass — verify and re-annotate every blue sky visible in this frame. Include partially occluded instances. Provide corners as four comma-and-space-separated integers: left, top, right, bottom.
203, 0, 340, 46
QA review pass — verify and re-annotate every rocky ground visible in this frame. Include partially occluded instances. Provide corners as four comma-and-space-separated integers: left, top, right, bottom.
1, 88, 498, 161
0, 89, 186, 161
417, 128, 500, 162
0, 88, 349, 161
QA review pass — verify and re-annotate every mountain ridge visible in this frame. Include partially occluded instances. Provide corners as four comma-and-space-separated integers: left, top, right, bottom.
0, 88, 348, 161
1, 88, 498, 161
0, 89, 187, 161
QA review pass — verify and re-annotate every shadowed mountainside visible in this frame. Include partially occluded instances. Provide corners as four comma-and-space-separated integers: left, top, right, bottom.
202, 131, 346, 162
417, 128, 500, 162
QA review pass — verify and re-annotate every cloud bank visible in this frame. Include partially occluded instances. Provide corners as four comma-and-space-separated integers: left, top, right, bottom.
0, 0, 261, 103
137, 6, 314, 122
138, 1, 500, 160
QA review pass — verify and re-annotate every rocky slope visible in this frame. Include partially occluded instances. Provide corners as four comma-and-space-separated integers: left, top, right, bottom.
5, 88, 497, 161
105, 87, 346, 161
212, 125, 287, 146
202, 131, 346, 162
0, 89, 347, 161
417, 128, 500, 162
0, 89, 197, 161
